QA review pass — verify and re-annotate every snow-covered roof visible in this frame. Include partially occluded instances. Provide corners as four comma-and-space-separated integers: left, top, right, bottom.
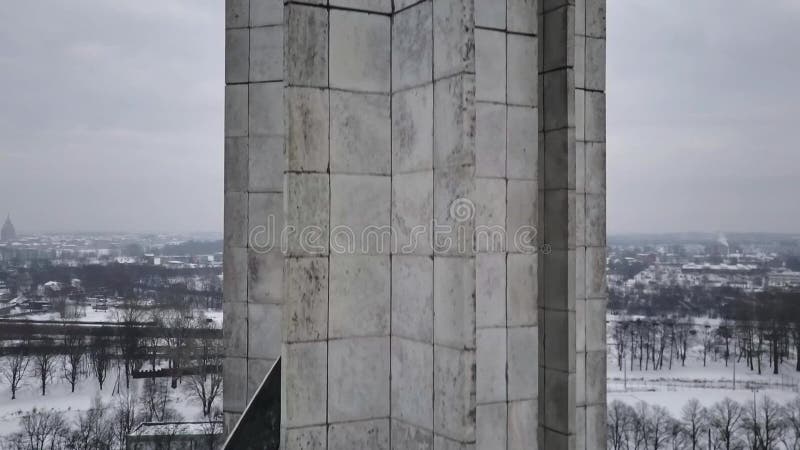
130, 421, 222, 437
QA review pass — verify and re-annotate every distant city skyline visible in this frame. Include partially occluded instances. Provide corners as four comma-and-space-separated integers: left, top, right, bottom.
1, 1, 799, 233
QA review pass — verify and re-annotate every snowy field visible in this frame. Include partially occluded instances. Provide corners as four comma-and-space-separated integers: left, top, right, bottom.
0, 369, 208, 437
607, 315, 800, 415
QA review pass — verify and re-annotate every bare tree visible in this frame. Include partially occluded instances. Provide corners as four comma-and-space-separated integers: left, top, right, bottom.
14, 409, 69, 450
61, 334, 84, 393
1, 348, 30, 400
140, 378, 181, 423
681, 399, 707, 450
110, 388, 139, 450
608, 400, 634, 450
649, 405, 673, 450
200, 408, 224, 450
68, 396, 114, 450
710, 398, 743, 450
743, 396, 784, 450
33, 339, 57, 396
114, 299, 146, 389
90, 335, 112, 390
184, 319, 223, 416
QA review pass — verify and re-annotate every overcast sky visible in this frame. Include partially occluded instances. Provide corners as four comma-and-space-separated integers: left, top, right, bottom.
0, 1, 798, 234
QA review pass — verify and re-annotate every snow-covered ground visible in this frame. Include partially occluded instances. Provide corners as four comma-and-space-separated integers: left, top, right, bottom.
607, 316, 800, 415
0, 368, 210, 437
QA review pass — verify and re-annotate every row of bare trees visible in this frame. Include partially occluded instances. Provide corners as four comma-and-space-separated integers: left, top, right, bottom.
0, 386, 222, 450
612, 313, 800, 376
609, 396, 800, 450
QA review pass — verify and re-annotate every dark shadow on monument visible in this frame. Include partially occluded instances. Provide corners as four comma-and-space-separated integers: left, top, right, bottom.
223, 358, 281, 450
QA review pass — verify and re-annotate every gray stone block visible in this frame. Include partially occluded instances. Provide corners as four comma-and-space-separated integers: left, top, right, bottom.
585, 246, 605, 298
543, 309, 575, 372
507, 253, 537, 326
476, 253, 505, 328
507, 0, 537, 34
434, 435, 475, 450
224, 301, 247, 357
586, 0, 606, 38
226, 0, 249, 29
585, 142, 605, 194
506, 106, 538, 180
391, 338, 434, 428
434, 256, 476, 349
433, 168, 476, 258
543, 128, 576, 190
249, 82, 283, 136
224, 246, 247, 303
576, 407, 585, 450
286, 4, 328, 87
282, 341, 328, 427
286, 87, 329, 173
226, 29, 249, 84
248, 250, 283, 304
330, 91, 390, 175
508, 399, 538, 450
576, 0, 586, 36
475, 0, 505, 29
434, 75, 476, 170
330, 0, 392, 13
283, 425, 326, 450
329, 419, 390, 450
248, 192, 283, 250
474, 178, 505, 253
433, 0, 475, 79
507, 326, 538, 400
585, 300, 605, 353
225, 137, 249, 193
284, 257, 329, 343
250, 26, 283, 82
248, 303, 282, 359
576, 351, 585, 406
284, 173, 329, 256
223, 356, 247, 412
576, 246, 586, 300
575, 36, 586, 90
507, 34, 537, 107
542, 190, 575, 251
575, 194, 586, 247
250, 0, 283, 27
575, 299, 586, 353
576, 141, 586, 194
392, 255, 434, 342
225, 192, 248, 248
225, 85, 248, 137
475, 102, 506, 178
476, 403, 507, 450
392, 171, 433, 255
586, 404, 607, 448
476, 328, 506, 404
329, 255, 390, 338
391, 420, 433, 450
542, 6, 574, 72
475, 29, 505, 103
576, 88, 585, 142
433, 346, 475, 441
392, 84, 433, 174
542, 368, 575, 434
328, 337, 390, 422
392, 2, 433, 91
586, 194, 605, 247
225, 412, 241, 436
330, 10, 390, 93
248, 135, 284, 192
247, 357, 275, 399
542, 69, 573, 131
506, 180, 537, 253
330, 175, 391, 255
585, 91, 605, 142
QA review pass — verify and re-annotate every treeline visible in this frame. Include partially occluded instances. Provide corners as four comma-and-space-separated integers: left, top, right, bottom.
608, 396, 800, 450
0, 384, 221, 450
1, 302, 222, 417
611, 292, 800, 375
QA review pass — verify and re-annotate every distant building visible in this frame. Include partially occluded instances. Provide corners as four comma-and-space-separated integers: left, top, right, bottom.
126, 421, 222, 450
1, 215, 16, 242
767, 269, 800, 289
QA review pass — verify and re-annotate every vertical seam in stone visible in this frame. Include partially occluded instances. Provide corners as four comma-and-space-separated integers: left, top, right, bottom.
430, 1, 436, 445
388, 7, 394, 448
326, 5, 332, 448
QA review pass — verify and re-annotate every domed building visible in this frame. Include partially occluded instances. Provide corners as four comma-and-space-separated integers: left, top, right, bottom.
1, 215, 16, 242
